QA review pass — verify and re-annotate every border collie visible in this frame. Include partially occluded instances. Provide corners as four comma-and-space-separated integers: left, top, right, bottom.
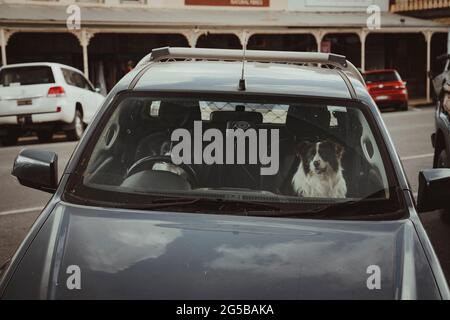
292, 140, 347, 198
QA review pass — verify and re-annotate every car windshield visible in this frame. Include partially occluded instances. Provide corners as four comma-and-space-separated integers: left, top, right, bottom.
0, 66, 55, 86
65, 94, 404, 219
364, 71, 400, 83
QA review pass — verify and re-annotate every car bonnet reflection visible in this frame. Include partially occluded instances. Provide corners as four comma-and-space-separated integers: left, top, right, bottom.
53, 206, 404, 299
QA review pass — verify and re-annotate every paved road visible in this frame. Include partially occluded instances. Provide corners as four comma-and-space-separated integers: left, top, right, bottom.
0, 139, 76, 265
382, 107, 435, 193
0, 106, 449, 288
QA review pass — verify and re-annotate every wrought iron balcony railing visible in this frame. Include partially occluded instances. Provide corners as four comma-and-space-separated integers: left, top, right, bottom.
391, 0, 450, 12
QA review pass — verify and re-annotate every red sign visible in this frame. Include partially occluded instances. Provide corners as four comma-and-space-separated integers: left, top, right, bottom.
185, 0, 269, 7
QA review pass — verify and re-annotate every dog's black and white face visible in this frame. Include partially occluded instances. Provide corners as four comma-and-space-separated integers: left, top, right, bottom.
296, 140, 344, 176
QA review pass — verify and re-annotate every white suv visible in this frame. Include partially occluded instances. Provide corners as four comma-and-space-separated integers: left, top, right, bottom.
0, 62, 105, 146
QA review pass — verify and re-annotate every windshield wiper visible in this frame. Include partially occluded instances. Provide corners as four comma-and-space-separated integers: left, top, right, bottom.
67, 192, 284, 213
245, 188, 399, 219
66, 187, 400, 219
245, 200, 358, 218
125, 197, 283, 213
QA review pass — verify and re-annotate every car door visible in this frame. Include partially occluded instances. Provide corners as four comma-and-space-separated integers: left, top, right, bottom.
70, 71, 93, 123
61, 68, 90, 122
77, 73, 104, 124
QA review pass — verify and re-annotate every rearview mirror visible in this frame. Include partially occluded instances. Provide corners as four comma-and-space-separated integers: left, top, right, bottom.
11, 149, 58, 193
417, 169, 450, 212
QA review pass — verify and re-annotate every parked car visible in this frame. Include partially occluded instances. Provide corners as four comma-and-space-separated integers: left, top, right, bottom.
430, 53, 450, 102
0, 48, 448, 299
363, 69, 408, 111
0, 62, 104, 146
431, 54, 450, 168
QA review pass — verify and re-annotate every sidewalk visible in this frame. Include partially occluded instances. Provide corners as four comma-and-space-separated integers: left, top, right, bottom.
409, 98, 435, 108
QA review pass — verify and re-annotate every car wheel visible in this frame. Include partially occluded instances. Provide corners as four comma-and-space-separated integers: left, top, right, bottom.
399, 102, 408, 111
0, 130, 19, 146
436, 149, 448, 168
37, 130, 53, 143
66, 110, 84, 141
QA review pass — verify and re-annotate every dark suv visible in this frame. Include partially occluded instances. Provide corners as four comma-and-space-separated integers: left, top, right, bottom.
1, 47, 449, 299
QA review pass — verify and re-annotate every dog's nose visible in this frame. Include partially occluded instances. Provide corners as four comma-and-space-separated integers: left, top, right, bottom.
313, 160, 320, 168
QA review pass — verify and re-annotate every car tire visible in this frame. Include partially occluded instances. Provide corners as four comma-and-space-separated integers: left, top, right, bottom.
399, 102, 408, 111
0, 130, 19, 146
37, 130, 53, 143
436, 148, 448, 168
66, 110, 84, 141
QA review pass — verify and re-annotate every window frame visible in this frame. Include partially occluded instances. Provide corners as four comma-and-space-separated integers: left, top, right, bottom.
62, 90, 405, 219
62, 68, 94, 91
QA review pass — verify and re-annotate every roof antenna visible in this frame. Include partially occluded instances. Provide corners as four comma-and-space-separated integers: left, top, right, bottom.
238, 31, 247, 91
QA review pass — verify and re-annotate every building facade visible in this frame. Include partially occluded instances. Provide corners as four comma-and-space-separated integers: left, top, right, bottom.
0, 0, 448, 100
391, 0, 450, 23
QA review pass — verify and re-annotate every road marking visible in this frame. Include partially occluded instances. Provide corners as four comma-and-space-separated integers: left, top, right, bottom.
0, 206, 43, 217
400, 153, 434, 161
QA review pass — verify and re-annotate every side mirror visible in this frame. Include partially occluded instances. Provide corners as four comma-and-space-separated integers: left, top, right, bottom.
95, 87, 101, 93
417, 169, 450, 212
11, 149, 58, 193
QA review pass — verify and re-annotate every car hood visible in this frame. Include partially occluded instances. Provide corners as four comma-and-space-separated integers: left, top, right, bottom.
3, 202, 441, 299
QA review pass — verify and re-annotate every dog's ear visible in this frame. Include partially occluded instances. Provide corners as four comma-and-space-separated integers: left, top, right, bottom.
335, 143, 344, 159
295, 141, 311, 158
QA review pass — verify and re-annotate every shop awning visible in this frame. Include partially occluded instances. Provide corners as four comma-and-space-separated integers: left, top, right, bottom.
0, 3, 446, 29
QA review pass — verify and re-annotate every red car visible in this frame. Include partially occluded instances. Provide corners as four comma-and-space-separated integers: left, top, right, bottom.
363, 69, 408, 111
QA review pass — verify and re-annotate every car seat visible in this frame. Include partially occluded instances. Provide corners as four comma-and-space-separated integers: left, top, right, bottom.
134, 100, 201, 162
260, 104, 332, 195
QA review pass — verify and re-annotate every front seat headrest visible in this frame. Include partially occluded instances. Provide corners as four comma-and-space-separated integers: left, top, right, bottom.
158, 100, 201, 128
286, 104, 331, 140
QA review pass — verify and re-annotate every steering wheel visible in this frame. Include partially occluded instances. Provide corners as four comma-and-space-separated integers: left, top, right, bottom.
126, 155, 199, 188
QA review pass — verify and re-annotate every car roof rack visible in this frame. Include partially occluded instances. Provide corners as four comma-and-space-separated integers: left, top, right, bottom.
136, 46, 365, 84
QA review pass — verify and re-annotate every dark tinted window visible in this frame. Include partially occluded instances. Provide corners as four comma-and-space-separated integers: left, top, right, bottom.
0, 66, 55, 86
62, 68, 76, 86
62, 68, 93, 91
64, 94, 405, 220
364, 71, 401, 83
